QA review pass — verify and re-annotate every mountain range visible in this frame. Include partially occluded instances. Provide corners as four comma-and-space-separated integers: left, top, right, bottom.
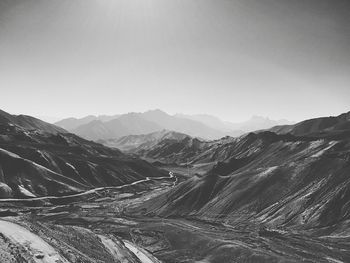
129, 111, 350, 256
0, 109, 66, 134
101, 129, 189, 152
1, 108, 350, 262
176, 113, 293, 132
55, 109, 293, 141
138, 129, 350, 231
102, 111, 350, 164
269, 111, 350, 136
0, 109, 166, 198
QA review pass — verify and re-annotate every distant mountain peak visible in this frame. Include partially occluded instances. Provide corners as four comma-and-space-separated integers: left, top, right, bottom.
54, 109, 297, 141
144, 109, 168, 116
146, 109, 165, 113
250, 115, 271, 121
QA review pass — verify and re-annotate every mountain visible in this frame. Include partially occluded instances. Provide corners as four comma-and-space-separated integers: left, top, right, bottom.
140, 109, 228, 139
73, 113, 162, 141
101, 130, 189, 152
137, 131, 350, 228
34, 115, 63, 124
56, 109, 229, 141
73, 119, 116, 140
2, 109, 350, 263
177, 113, 293, 134
54, 115, 97, 130
229, 115, 293, 131
269, 111, 350, 136
56, 110, 294, 142
55, 114, 121, 130
96, 114, 121, 122
103, 111, 350, 168
0, 109, 66, 134
0, 109, 166, 198
175, 113, 231, 131
133, 133, 258, 168
133, 113, 350, 222
131, 111, 350, 241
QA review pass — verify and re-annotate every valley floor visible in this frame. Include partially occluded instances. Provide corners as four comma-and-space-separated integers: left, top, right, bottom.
0, 171, 349, 263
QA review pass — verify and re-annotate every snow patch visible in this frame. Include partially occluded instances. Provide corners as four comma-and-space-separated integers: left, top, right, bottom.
36, 150, 50, 163
311, 141, 337, 158
309, 140, 325, 149
18, 186, 36, 198
325, 257, 344, 263
0, 148, 21, 158
66, 162, 78, 173
256, 166, 278, 178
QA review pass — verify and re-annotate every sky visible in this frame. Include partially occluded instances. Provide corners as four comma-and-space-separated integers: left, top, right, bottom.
0, 0, 349, 123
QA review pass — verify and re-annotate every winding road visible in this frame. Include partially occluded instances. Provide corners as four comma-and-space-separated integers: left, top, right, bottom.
0, 172, 176, 203
0, 172, 177, 262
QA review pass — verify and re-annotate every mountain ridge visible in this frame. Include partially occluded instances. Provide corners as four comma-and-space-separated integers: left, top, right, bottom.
135, 125, 350, 234
0, 109, 66, 134
0, 108, 167, 198
55, 109, 294, 141
268, 111, 350, 136
56, 110, 229, 140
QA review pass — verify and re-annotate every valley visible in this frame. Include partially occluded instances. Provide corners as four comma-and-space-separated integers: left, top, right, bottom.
2, 0, 350, 261
1, 171, 349, 263
0, 109, 350, 262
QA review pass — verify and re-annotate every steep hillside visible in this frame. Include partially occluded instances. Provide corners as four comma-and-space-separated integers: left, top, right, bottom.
54, 115, 97, 130
73, 114, 162, 141
101, 130, 189, 152
0, 109, 66, 134
136, 135, 213, 165
0, 110, 167, 198
132, 132, 279, 168
136, 130, 350, 233
270, 111, 350, 136
73, 119, 116, 140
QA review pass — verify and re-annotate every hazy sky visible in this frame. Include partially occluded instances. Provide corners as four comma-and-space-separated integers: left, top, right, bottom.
1, 0, 349, 122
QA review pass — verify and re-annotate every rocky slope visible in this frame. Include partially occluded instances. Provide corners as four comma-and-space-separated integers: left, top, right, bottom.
0, 109, 166, 198
269, 111, 350, 136
1, 110, 350, 262
137, 127, 350, 236
133, 111, 350, 167
0, 109, 66, 134
101, 130, 188, 152
131, 131, 264, 168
